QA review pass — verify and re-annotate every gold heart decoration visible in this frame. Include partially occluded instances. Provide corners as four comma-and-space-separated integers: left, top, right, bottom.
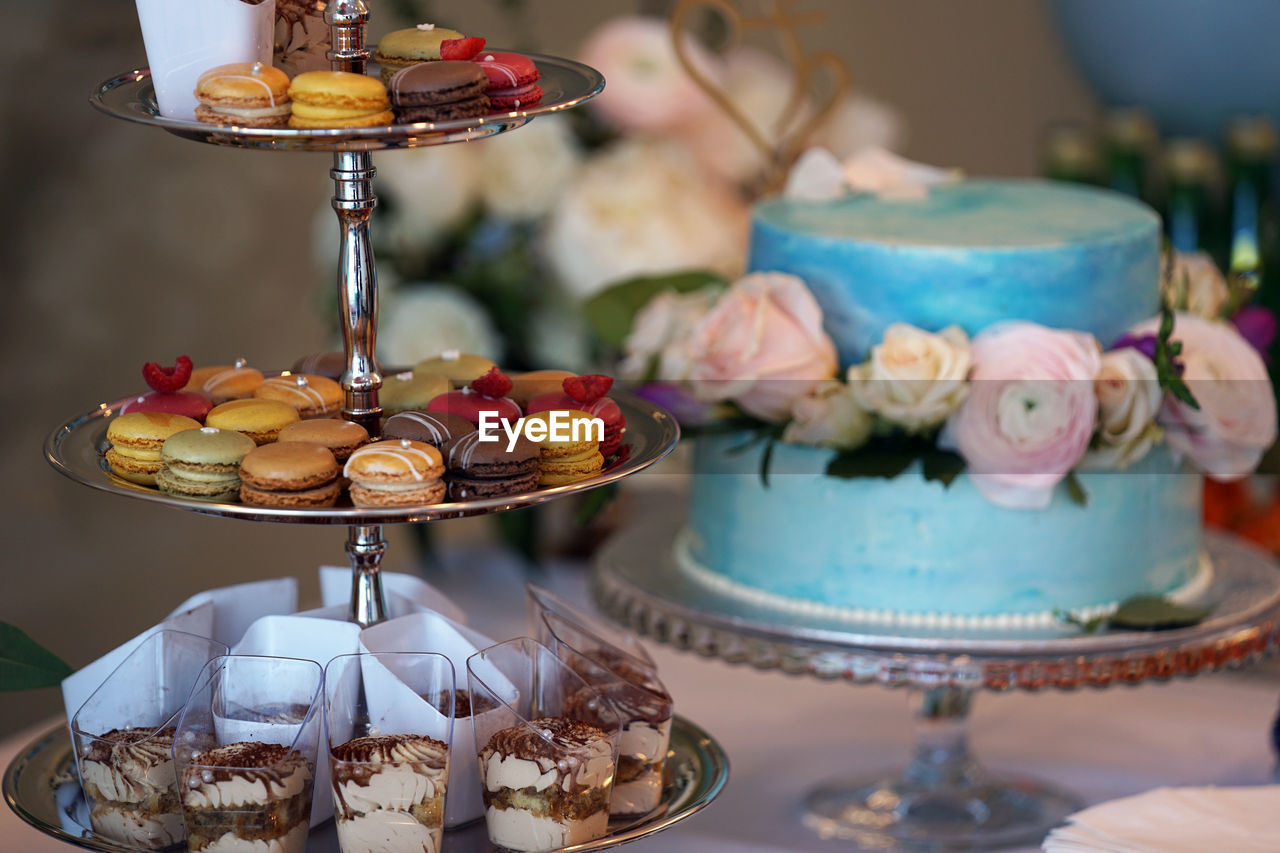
669, 0, 851, 193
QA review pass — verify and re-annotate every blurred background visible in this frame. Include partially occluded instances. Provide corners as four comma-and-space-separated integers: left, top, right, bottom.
3, 0, 1278, 737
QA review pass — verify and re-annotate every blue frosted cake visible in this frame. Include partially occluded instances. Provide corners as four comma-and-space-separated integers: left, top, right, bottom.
678, 179, 1210, 627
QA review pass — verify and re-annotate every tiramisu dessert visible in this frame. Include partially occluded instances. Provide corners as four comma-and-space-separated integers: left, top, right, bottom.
479, 716, 615, 851
78, 727, 184, 849
565, 679, 673, 816
179, 741, 313, 853
330, 733, 450, 853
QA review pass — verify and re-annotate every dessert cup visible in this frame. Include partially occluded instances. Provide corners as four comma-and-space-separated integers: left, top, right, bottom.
526, 583, 657, 672
467, 638, 621, 852
173, 655, 323, 853
358, 611, 500, 828
325, 652, 455, 853
134, 0, 276, 119
71, 630, 228, 850
527, 585, 674, 815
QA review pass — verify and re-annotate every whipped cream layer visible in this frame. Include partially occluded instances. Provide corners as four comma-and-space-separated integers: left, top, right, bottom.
484, 806, 609, 852
182, 743, 312, 809
334, 760, 445, 814
611, 769, 664, 815
336, 810, 442, 853
199, 822, 308, 853
619, 719, 671, 765
80, 729, 176, 804
482, 742, 613, 793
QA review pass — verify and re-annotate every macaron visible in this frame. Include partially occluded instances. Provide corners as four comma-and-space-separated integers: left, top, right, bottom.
510, 370, 576, 408
413, 352, 496, 387
118, 391, 213, 422
105, 412, 203, 486
527, 394, 625, 457
375, 25, 466, 83
156, 426, 256, 501
239, 442, 341, 508
184, 362, 264, 404
254, 374, 344, 419
524, 409, 605, 486
344, 439, 446, 507
442, 431, 539, 500
194, 62, 292, 128
205, 399, 301, 445
379, 371, 451, 415
388, 61, 490, 123
473, 51, 542, 109
382, 411, 475, 448
287, 71, 393, 129
277, 418, 370, 462
427, 387, 521, 426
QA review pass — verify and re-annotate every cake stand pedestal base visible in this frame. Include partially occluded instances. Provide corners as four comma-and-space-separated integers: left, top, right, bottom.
801, 687, 1079, 850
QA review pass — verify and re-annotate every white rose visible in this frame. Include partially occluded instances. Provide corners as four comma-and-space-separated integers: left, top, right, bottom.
374, 144, 480, 262
476, 114, 581, 220
812, 92, 905, 160
1161, 250, 1230, 319
376, 284, 502, 368
544, 140, 749, 299
783, 381, 873, 450
847, 324, 971, 431
620, 287, 722, 381
1082, 348, 1163, 469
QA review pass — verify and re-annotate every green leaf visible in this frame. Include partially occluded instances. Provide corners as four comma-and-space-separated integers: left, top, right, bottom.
1108, 596, 1211, 630
574, 484, 618, 527
760, 436, 777, 489
1064, 473, 1088, 507
826, 448, 915, 480
582, 270, 728, 349
1052, 609, 1108, 635
0, 622, 72, 692
921, 451, 965, 487
1154, 306, 1200, 410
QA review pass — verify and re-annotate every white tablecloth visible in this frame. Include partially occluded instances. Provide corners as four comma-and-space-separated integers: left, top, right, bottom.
5, 546, 1278, 852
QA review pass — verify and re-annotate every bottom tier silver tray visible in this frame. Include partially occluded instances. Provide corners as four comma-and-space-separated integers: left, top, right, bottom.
4, 717, 726, 853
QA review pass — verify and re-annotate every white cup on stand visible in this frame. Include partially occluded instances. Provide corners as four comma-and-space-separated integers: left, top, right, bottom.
134, 0, 277, 120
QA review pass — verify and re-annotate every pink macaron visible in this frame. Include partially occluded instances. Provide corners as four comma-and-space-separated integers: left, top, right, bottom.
473, 51, 542, 109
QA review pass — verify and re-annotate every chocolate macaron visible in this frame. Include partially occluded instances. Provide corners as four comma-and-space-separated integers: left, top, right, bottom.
382, 411, 475, 448
442, 431, 540, 500
388, 61, 490, 123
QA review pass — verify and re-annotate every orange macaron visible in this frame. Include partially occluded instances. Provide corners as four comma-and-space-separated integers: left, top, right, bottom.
239, 442, 342, 508
343, 438, 446, 507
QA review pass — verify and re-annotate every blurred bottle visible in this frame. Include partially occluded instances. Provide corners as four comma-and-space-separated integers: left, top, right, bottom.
1104, 109, 1159, 203
1043, 123, 1101, 185
1225, 116, 1278, 277
1163, 138, 1222, 260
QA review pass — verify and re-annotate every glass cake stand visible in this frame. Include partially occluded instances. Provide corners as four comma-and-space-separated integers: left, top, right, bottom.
3, 717, 727, 853
593, 511, 1280, 850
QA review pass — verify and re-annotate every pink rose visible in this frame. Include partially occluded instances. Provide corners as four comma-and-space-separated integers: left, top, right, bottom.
579, 17, 722, 134
942, 322, 1102, 509
1129, 312, 1277, 480
688, 273, 838, 421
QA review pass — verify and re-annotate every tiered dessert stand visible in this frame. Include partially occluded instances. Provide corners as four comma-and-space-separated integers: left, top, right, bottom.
594, 509, 1280, 851
3, 3, 727, 851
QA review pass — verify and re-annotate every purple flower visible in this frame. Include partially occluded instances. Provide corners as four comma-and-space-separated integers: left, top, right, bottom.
633, 382, 716, 426
1232, 304, 1277, 363
1111, 331, 1159, 362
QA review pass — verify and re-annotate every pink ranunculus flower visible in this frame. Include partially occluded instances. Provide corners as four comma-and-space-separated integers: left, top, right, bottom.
579, 17, 723, 134
687, 273, 838, 421
1129, 312, 1277, 480
941, 322, 1102, 509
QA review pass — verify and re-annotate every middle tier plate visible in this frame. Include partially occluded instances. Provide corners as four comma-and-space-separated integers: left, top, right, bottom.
46, 393, 678, 524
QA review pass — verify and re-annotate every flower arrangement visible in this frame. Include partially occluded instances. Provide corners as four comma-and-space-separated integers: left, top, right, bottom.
603, 249, 1278, 510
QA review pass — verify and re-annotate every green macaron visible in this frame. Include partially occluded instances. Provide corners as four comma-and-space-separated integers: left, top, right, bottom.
156, 426, 256, 501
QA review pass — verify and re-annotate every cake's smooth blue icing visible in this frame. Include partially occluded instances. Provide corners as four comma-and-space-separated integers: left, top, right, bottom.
681, 178, 1197, 622
749, 179, 1162, 363
685, 436, 1201, 618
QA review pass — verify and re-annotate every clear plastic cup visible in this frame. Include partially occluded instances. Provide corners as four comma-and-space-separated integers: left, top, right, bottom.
71, 629, 228, 850
325, 652, 455, 853
173, 654, 322, 853
467, 637, 621, 852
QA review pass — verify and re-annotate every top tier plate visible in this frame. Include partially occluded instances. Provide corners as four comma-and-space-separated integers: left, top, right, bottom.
89, 53, 604, 151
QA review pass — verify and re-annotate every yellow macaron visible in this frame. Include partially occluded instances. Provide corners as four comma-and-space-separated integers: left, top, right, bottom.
375, 26, 465, 82
105, 412, 203, 486
523, 409, 605, 486
206, 399, 301, 445
287, 71, 393, 129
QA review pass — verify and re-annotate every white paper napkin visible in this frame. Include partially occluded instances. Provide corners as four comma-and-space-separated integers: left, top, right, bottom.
318, 566, 467, 625
1044, 786, 1280, 853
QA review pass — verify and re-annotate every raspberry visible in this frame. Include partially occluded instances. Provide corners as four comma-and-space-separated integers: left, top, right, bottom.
563, 374, 613, 405
142, 355, 194, 393
441, 36, 486, 61
471, 366, 513, 399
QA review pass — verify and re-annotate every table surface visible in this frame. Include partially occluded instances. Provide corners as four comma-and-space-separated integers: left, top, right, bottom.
5, 544, 1278, 853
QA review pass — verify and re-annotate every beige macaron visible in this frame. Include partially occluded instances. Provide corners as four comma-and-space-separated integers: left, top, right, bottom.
343, 438, 446, 507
